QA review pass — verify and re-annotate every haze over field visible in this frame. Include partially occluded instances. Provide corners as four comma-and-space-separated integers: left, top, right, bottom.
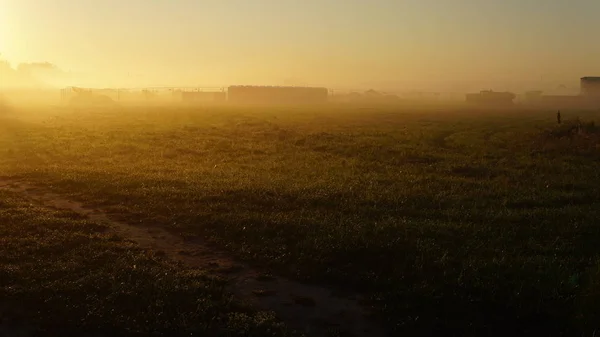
1, 0, 599, 92
3, 1, 600, 336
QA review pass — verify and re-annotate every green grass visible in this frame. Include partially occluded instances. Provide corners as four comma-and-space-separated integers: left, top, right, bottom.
0, 189, 292, 336
2, 104, 600, 336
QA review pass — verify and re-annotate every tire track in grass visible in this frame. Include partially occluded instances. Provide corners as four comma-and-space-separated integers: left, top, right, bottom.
0, 177, 386, 337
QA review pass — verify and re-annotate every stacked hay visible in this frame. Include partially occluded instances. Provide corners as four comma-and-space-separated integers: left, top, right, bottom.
227, 86, 328, 104
68, 88, 116, 107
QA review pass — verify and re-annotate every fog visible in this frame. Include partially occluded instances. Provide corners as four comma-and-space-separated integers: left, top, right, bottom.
2, 0, 599, 107
3, 1, 600, 94
0, 56, 585, 100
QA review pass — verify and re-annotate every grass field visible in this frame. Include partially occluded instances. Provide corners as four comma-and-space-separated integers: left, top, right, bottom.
0, 189, 290, 337
1, 103, 600, 336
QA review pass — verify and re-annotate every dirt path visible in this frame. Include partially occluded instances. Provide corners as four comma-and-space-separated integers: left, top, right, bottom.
0, 178, 385, 337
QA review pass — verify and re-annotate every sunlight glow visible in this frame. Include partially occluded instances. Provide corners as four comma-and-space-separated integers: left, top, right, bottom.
0, 2, 11, 59
0, 21, 5, 55
1, 0, 600, 91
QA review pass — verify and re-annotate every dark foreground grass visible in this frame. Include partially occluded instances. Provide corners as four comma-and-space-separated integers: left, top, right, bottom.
0, 189, 291, 337
1, 105, 600, 336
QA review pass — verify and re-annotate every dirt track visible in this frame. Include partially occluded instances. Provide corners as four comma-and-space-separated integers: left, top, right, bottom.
0, 177, 385, 337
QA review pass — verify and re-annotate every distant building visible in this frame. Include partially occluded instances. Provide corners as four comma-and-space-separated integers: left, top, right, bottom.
524, 91, 543, 104
227, 86, 328, 104
466, 90, 516, 105
364, 89, 382, 98
581, 77, 600, 97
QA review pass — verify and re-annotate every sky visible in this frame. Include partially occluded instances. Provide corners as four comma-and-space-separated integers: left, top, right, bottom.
1, 0, 599, 92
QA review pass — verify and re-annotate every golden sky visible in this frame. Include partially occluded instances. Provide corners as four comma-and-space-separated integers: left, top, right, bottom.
1, 0, 599, 91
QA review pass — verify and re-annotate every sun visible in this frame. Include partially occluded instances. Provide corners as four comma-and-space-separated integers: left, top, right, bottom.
0, 3, 13, 59
0, 13, 7, 56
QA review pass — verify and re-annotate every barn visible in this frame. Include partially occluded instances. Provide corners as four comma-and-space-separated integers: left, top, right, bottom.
581, 77, 600, 97
227, 86, 328, 104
